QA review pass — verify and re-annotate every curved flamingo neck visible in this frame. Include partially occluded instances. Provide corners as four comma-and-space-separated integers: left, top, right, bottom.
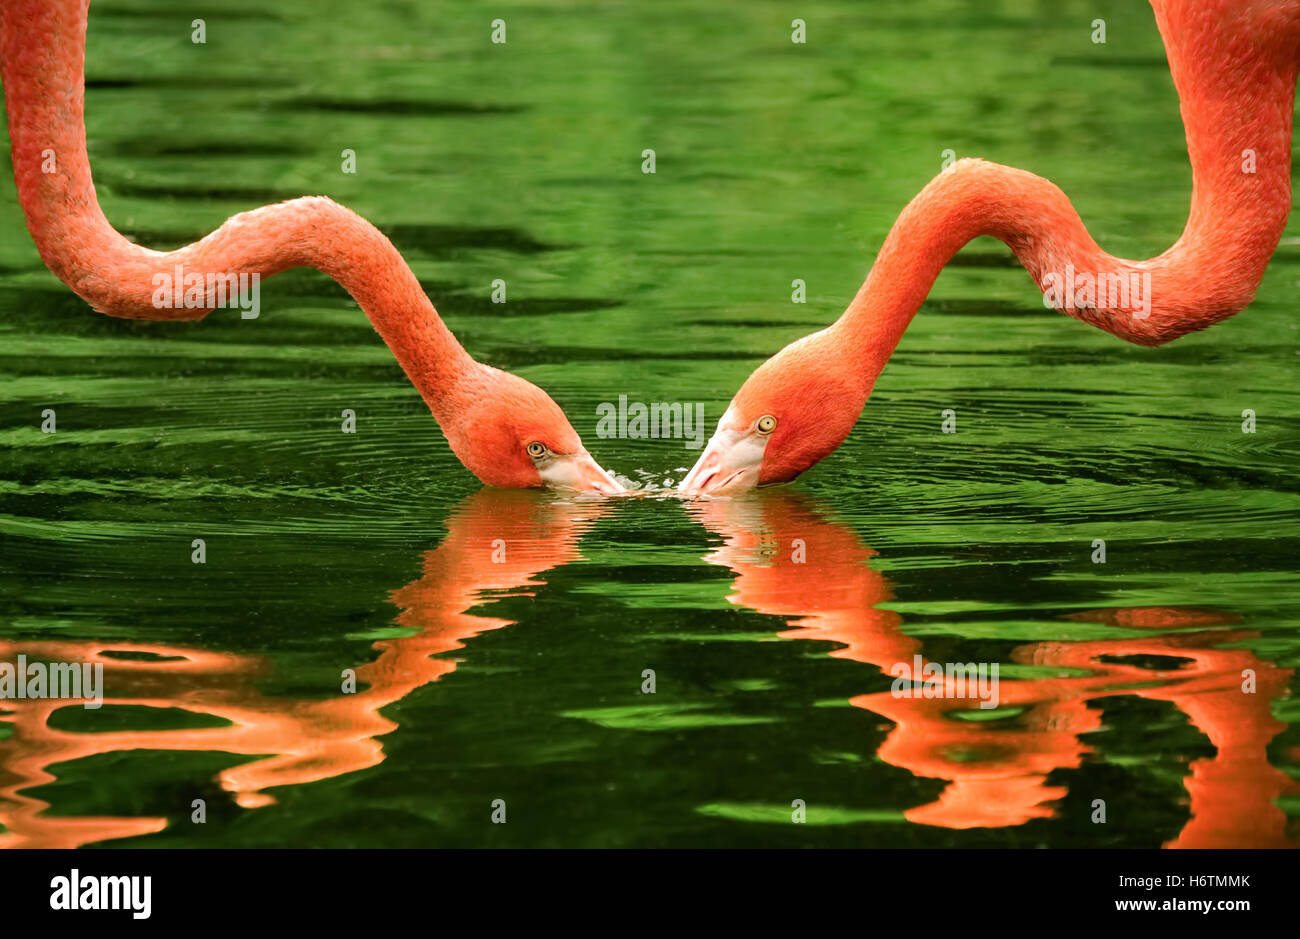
0, 0, 478, 419
835, 0, 1300, 392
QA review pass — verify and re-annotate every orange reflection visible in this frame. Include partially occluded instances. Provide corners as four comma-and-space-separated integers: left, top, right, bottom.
688, 491, 1297, 848
0, 490, 607, 847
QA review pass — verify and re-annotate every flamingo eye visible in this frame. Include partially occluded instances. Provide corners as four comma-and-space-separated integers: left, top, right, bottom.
756, 415, 777, 434
526, 441, 547, 458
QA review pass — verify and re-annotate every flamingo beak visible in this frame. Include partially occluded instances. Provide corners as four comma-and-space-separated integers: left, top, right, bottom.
677, 427, 767, 496
542, 450, 626, 494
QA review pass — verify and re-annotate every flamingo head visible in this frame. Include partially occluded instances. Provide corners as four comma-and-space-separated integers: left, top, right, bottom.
678, 331, 866, 495
442, 366, 623, 493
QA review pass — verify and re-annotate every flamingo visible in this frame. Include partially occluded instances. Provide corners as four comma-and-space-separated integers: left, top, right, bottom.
0, 0, 622, 494
681, 0, 1300, 494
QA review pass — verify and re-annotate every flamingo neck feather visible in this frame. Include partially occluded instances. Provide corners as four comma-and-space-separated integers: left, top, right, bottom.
0, 0, 479, 423
835, 0, 1300, 395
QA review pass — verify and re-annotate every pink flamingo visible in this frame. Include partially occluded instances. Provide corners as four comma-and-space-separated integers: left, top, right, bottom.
681, 0, 1300, 493
0, 0, 622, 493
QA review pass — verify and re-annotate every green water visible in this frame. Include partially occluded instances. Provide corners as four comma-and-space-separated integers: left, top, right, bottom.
1, 0, 1298, 847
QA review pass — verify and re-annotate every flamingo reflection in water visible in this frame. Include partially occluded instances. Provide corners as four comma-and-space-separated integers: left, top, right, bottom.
687, 491, 1296, 848
0, 490, 609, 848
1, 488, 1293, 847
